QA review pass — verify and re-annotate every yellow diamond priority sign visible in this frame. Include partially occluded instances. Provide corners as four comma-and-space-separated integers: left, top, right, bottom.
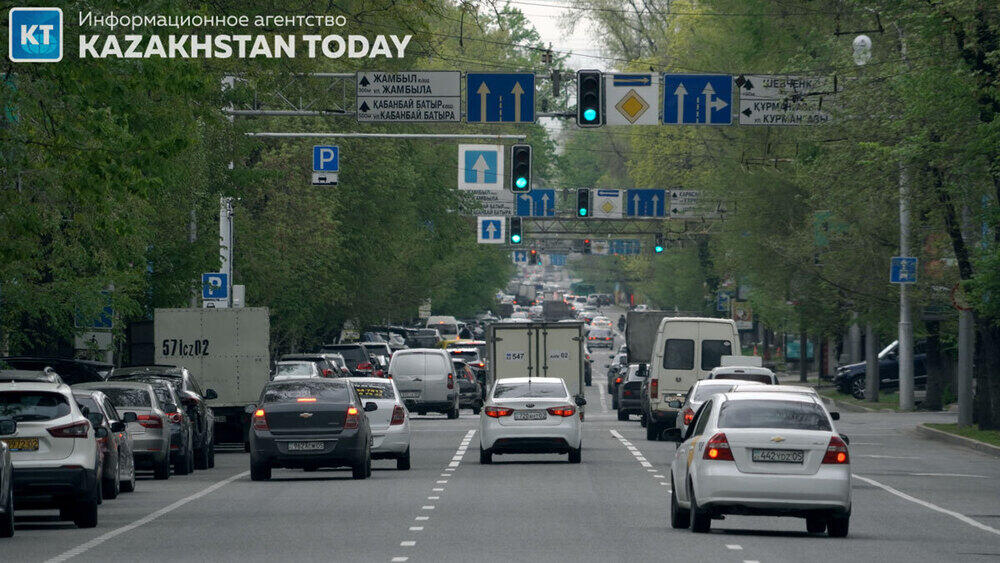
606, 74, 660, 125
615, 89, 650, 123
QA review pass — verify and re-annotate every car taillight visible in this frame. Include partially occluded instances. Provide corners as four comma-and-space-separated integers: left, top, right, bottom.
344, 406, 360, 429
484, 406, 513, 418
390, 405, 406, 425
650, 378, 658, 399
588, 336, 595, 340
376, 369, 384, 377
297, 397, 317, 403
683, 407, 695, 425
822, 436, 850, 464
137, 414, 163, 429
476, 362, 485, 368
168, 412, 183, 424
357, 362, 372, 372
47, 420, 90, 438
252, 408, 269, 431
615, 377, 622, 384
546, 405, 576, 417
703, 432, 734, 461
447, 373, 454, 390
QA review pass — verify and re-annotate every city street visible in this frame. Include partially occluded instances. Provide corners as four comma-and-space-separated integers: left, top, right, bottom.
4, 370, 998, 562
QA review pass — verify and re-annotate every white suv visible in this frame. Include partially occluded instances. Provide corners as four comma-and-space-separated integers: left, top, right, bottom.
0, 377, 102, 528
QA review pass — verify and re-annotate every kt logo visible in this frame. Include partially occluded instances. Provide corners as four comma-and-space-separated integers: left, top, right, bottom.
9, 7, 63, 62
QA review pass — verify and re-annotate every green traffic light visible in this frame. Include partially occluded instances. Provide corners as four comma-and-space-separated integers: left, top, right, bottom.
583, 108, 597, 122
578, 207, 588, 216
515, 177, 528, 189
511, 234, 522, 243
655, 245, 664, 253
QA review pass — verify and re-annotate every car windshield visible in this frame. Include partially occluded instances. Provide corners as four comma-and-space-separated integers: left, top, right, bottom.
352, 382, 395, 400
718, 400, 832, 431
274, 362, 315, 377
323, 346, 366, 364
263, 381, 350, 403
0, 391, 71, 421
716, 372, 772, 384
493, 381, 567, 399
98, 387, 152, 407
692, 384, 736, 402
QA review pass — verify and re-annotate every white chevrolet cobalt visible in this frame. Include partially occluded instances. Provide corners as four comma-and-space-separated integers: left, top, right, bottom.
479, 378, 585, 464
666, 391, 851, 536
347, 378, 412, 470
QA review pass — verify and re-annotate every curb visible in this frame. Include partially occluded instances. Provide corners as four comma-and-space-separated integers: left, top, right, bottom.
820, 395, 875, 413
915, 424, 1000, 458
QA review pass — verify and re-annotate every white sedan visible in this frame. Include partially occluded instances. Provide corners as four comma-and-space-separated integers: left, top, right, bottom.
666, 391, 851, 537
349, 378, 411, 470
479, 377, 585, 464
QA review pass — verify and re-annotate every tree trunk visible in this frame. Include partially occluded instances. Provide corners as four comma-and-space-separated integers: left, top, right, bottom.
865, 324, 879, 402
923, 320, 945, 411
974, 319, 1000, 430
799, 330, 808, 383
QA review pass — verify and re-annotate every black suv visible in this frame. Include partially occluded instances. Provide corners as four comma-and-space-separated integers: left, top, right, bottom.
833, 340, 928, 399
320, 344, 376, 377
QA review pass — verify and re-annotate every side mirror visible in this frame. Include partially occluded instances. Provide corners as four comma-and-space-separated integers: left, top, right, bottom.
110, 421, 127, 433
839, 433, 850, 445
204, 389, 218, 400
830, 411, 840, 421
667, 400, 683, 409
244, 404, 257, 415
122, 412, 138, 423
164, 403, 179, 414
662, 428, 682, 442
574, 395, 587, 407
0, 419, 16, 435
95, 427, 109, 439
364, 402, 378, 412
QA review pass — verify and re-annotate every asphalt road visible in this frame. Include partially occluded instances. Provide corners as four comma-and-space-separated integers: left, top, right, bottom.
5, 324, 1000, 562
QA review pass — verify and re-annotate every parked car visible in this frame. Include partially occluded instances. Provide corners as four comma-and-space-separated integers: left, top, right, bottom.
119, 379, 193, 475
75, 381, 174, 479
248, 378, 374, 480
0, 420, 15, 537
73, 390, 136, 499
320, 343, 377, 377
451, 360, 483, 414
108, 365, 216, 470
0, 376, 102, 528
615, 364, 648, 421
834, 340, 928, 399
479, 378, 586, 464
707, 366, 778, 385
348, 378, 411, 470
388, 349, 460, 418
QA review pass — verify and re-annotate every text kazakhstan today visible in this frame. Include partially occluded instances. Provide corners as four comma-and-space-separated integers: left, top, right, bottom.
78, 34, 412, 59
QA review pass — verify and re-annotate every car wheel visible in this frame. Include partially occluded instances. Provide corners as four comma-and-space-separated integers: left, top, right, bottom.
0, 488, 13, 538
688, 480, 711, 533
195, 445, 210, 470
397, 447, 412, 470
59, 505, 74, 521
851, 378, 865, 400
640, 414, 648, 428
174, 451, 191, 476
472, 405, 481, 415
617, 409, 628, 421
154, 454, 171, 480
568, 446, 582, 464
670, 475, 690, 529
73, 496, 99, 529
121, 460, 136, 493
447, 406, 460, 420
102, 468, 120, 500
479, 446, 492, 464
807, 517, 827, 534
208, 442, 216, 468
250, 457, 271, 481
352, 453, 369, 480
828, 514, 850, 537
646, 421, 660, 441
612, 395, 619, 410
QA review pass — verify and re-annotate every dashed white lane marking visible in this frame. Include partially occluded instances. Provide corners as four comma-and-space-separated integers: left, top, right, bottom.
854, 474, 1000, 537
433, 488, 444, 491
422, 505, 435, 510
428, 496, 440, 500
726, 544, 743, 550
44, 470, 250, 563
415, 516, 429, 521
743, 560, 760, 563
409, 527, 423, 531
400, 541, 416, 547
437, 480, 449, 484
448, 461, 460, 467
391, 557, 409, 562
596, 383, 609, 412
654, 474, 665, 478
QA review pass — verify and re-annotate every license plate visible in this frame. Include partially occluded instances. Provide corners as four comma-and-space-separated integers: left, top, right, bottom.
401, 391, 420, 398
1, 438, 39, 451
287, 441, 325, 451
513, 410, 546, 421
752, 448, 804, 463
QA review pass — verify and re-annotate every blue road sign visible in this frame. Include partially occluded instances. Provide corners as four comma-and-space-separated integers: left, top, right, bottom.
516, 189, 556, 217
609, 239, 641, 255
513, 250, 527, 263
663, 74, 733, 125
479, 218, 504, 242
466, 73, 535, 123
9, 8, 63, 62
463, 148, 500, 186
202, 272, 229, 300
625, 189, 666, 217
313, 146, 339, 172
890, 256, 918, 284
549, 254, 567, 266
716, 291, 732, 312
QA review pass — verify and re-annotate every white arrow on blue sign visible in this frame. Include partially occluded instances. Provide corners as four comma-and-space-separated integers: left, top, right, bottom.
625, 189, 666, 217
477, 216, 505, 244
516, 189, 555, 217
663, 74, 733, 125
313, 146, 339, 171
890, 256, 918, 284
458, 144, 503, 190
513, 250, 527, 263
202, 272, 229, 300
466, 73, 535, 123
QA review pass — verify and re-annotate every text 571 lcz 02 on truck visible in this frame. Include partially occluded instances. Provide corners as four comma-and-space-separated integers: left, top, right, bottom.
154, 308, 271, 445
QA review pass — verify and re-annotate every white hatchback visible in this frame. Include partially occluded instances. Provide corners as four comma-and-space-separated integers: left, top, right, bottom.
348, 378, 412, 470
479, 377, 585, 464
666, 392, 851, 537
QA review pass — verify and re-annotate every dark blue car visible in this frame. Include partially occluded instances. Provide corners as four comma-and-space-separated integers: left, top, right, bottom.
834, 340, 927, 399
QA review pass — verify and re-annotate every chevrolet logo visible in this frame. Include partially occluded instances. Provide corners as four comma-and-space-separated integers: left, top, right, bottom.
299, 413, 313, 419
771, 436, 785, 443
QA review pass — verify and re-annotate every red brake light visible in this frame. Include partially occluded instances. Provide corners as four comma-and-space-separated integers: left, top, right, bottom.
546, 405, 576, 417
484, 406, 513, 418
322, 369, 334, 377
344, 406, 360, 429
650, 378, 658, 399
390, 405, 406, 425
297, 397, 317, 403
822, 436, 850, 464
357, 362, 373, 371
447, 373, 454, 390
615, 377, 622, 384
137, 414, 163, 429
683, 407, 694, 425
703, 432, 734, 461
47, 420, 90, 438
252, 409, 269, 431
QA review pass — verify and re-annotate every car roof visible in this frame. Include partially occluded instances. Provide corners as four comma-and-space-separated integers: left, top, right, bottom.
114, 365, 186, 376
495, 377, 565, 385
721, 391, 819, 404
74, 381, 157, 393
732, 383, 818, 394
0, 368, 64, 384
395, 348, 446, 355
710, 366, 774, 375
0, 380, 72, 393
694, 378, 749, 387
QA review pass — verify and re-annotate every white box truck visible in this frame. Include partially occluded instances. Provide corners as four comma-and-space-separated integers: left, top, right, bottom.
487, 322, 585, 400
154, 307, 270, 443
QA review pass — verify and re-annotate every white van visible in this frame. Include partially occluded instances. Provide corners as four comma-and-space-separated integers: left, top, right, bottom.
388, 349, 460, 419
643, 317, 740, 441
426, 316, 459, 341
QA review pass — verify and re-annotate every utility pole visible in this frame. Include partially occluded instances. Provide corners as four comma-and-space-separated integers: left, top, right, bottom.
865, 323, 879, 402
898, 161, 915, 411
220, 196, 234, 307
188, 208, 197, 307
849, 312, 862, 363
957, 205, 974, 426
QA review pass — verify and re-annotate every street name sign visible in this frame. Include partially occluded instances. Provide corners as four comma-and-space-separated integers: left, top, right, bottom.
890, 256, 918, 284
735, 75, 833, 99
739, 98, 830, 126
605, 73, 659, 125
477, 216, 505, 244
663, 74, 732, 125
356, 71, 460, 122
669, 189, 700, 218
736, 75, 832, 126
516, 189, 556, 217
592, 189, 623, 218
458, 144, 504, 190
466, 73, 535, 123
464, 189, 514, 216
625, 189, 667, 217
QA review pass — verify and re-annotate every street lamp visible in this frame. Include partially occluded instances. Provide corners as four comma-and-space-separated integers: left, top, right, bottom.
853, 35, 872, 66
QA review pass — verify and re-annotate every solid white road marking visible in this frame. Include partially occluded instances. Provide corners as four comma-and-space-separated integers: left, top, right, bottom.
727, 544, 743, 550
391, 557, 409, 562
908, 472, 989, 478
854, 474, 1000, 537
597, 383, 609, 412
44, 470, 250, 563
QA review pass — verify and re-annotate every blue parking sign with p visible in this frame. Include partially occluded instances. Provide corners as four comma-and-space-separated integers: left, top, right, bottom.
313, 146, 339, 172
202, 272, 229, 300
9, 7, 63, 62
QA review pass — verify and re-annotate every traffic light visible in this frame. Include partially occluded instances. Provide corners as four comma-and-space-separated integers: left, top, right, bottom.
509, 217, 522, 244
529, 249, 539, 265
576, 70, 603, 127
654, 233, 664, 254
510, 144, 531, 192
582, 238, 592, 254
577, 188, 590, 217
